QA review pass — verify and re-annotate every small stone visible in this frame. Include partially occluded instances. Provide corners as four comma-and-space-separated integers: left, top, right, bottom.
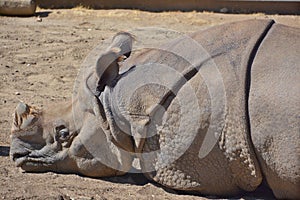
57, 195, 64, 200
56, 195, 70, 200
191, 181, 199, 186
15, 92, 20, 95
220, 7, 229, 13
36, 16, 42, 22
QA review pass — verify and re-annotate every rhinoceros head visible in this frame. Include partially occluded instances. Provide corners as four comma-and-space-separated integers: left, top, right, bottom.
10, 32, 135, 177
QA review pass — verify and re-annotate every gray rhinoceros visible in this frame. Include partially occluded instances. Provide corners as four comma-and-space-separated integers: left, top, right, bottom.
10, 19, 299, 199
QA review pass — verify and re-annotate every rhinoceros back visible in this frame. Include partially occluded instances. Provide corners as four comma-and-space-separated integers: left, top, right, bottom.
249, 24, 300, 199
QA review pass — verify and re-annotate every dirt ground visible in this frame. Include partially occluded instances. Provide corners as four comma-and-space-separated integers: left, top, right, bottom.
0, 8, 299, 199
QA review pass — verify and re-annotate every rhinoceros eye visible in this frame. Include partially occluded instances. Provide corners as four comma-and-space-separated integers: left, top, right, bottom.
55, 125, 69, 141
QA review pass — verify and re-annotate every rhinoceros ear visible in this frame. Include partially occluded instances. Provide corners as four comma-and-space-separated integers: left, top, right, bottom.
96, 32, 134, 92
107, 31, 134, 58
96, 50, 120, 92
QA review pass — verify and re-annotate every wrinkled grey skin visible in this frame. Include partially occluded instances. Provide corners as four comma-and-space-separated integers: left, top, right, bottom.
10, 20, 299, 199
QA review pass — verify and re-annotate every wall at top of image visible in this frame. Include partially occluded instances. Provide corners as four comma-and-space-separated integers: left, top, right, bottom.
36, 0, 300, 15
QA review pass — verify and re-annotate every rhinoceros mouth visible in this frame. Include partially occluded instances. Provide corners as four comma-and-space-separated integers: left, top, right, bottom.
11, 151, 31, 167
11, 148, 52, 168
13, 154, 29, 167
13, 153, 53, 168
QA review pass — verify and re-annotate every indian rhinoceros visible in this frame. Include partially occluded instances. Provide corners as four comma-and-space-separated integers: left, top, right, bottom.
9, 19, 299, 199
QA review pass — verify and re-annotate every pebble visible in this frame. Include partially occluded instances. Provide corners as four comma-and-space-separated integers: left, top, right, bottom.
57, 195, 70, 200
15, 92, 20, 95
220, 7, 229, 13
36, 16, 42, 22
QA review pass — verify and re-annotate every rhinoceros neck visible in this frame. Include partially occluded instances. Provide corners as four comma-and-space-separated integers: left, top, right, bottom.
100, 86, 134, 152
107, 54, 214, 153
102, 86, 132, 136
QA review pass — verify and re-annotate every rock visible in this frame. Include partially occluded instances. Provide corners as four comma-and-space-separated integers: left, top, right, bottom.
220, 7, 229, 13
36, 16, 42, 22
0, 0, 36, 16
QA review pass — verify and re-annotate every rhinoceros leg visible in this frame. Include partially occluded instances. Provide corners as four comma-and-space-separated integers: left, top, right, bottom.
249, 24, 300, 199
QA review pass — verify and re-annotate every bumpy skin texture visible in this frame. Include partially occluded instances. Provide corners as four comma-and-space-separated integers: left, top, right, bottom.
9, 20, 300, 199
249, 24, 300, 199
111, 19, 275, 195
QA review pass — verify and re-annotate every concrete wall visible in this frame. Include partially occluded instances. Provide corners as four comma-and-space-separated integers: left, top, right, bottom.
37, 0, 300, 14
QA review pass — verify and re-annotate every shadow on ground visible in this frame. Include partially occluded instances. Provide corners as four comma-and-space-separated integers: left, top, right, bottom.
102, 172, 149, 186
35, 11, 52, 18
0, 146, 10, 157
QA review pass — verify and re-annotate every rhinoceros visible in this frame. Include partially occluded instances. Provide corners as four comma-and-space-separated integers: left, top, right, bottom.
10, 19, 299, 199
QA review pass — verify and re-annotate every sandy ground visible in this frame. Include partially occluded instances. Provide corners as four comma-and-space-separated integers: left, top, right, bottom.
0, 8, 299, 199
